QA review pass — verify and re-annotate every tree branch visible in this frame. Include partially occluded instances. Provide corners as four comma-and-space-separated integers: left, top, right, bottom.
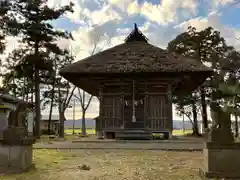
183, 112, 194, 125
77, 87, 83, 107
73, 93, 81, 101
63, 84, 70, 106
84, 95, 93, 111
65, 86, 76, 110
82, 90, 85, 108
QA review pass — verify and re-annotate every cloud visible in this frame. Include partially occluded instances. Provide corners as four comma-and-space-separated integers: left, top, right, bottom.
140, 0, 198, 25
52, 0, 123, 26
127, 1, 140, 14
48, 0, 199, 27
2, 0, 240, 120
70, 20, 121, 60
176, 11, 240, 49
215, 0, 234, 6
0, 36, 21, 66
58, 0, 240, 120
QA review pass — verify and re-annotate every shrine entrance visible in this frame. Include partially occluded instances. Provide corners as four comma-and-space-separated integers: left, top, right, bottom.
124, 95, 145, 129
60, 23, 213, 140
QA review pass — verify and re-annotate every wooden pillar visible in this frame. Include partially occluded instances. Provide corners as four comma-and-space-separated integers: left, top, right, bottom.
167, 84, 173, 138
96, 87, 104, 138
99, 87, 103, 129
144, 93, 149, 129
121, 92, 125, 129
143, 82, 148, 129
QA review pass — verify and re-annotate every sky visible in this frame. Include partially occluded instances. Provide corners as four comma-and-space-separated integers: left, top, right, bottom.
4, 0, 240, 120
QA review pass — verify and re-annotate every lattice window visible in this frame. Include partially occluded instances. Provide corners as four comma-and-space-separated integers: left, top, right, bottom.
147, 95, 168, 129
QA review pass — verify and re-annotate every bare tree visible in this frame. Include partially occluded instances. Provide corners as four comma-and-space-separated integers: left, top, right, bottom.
74, 89, 93, 136
73, 20, 112, 136
42, 50, 76, 137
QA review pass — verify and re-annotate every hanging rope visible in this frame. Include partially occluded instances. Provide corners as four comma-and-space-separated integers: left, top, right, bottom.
132, 80, 136, 123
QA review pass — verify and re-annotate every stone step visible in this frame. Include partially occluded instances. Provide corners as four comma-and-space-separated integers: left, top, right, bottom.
115, 131, 152, 140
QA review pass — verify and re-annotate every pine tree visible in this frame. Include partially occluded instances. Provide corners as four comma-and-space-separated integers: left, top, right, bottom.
0, 0, 11, 53
4, 0, 74, 138
168, 26, 227, 131
42, 49, 76, 137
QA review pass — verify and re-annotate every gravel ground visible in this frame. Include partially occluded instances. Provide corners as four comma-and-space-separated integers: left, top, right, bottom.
34, 136, 203, 151
1, 149, 209, 180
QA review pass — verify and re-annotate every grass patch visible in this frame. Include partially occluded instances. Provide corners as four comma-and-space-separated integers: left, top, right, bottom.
1, 149, 211, 180
64, 129, 193, 136
173, 129, 193, 135
37, 134, 87, 144
64, 129, 95, 135
1, 150, 73, 180
37, 129, 194, 143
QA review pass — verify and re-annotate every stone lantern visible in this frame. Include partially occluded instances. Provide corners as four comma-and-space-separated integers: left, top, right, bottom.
0, 101, 36, 174
0, 104, 11, 139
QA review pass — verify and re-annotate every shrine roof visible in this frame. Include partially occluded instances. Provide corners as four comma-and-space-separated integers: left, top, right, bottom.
59, 23, 213, 96
60, 23, 212, 76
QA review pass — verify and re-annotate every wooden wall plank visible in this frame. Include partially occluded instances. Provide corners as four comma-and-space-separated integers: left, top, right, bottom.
100, 79, 173, 132
146, 94, 171, 131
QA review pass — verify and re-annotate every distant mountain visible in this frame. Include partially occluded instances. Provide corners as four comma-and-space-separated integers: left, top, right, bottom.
173, 120, 193, 129
65, 119, 95, 129
64, 119, 194, 130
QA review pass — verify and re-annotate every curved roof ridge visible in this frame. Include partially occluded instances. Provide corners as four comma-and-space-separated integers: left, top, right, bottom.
60, 41, 212, 75
124, 23, 149, 43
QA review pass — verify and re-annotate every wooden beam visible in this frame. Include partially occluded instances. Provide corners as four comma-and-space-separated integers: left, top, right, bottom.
101, 81, 171, 86
102, 92, 123, 96
112, 98, 115, 127
121, 93, 124, 129
144, 94, 148, 128
142, 92, 168, 95
91, 77, 176, 82
167, 84, 173, 130
99, 87, 103, 130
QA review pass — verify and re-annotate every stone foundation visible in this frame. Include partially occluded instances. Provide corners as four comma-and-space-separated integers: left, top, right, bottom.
167, 131, 173, 139
0, 144, 35, 174
96, 131, 104, 139
104, 132, 115, 139
199, 142, 240, 179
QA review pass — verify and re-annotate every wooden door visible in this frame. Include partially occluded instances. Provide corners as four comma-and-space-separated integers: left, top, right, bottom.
101, 95, 122, 129
124, 96, 145, 129
146, 95, 169, 130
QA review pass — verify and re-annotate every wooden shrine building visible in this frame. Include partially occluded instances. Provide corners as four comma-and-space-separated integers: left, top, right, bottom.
60, 24, 212, 140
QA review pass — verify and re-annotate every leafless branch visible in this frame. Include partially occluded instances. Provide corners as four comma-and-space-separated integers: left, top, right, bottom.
183, 112, 194, 125
73, 93, 81, 101
77, 87, 83, 107
63, 88, 69, 105
65, 86, 76, 110
82, 90, 85, 108
84, 95, 93, 111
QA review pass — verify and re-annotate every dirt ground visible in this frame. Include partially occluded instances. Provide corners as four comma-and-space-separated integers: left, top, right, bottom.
34, 134, 203, 150
0, 149, 212, 180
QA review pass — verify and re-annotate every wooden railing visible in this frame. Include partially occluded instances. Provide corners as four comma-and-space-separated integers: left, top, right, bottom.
102, 117, 123, 129
145, 117, 169, 130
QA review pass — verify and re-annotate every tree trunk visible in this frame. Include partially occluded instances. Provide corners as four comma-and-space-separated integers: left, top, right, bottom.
192, 103, 200, 136
72, 100, 75, 135
81, 110, 86, 136
235, 113, 238, 138
31, 82, 35, 136
34, 40, 41, 138
59, 105, 65, 138
200, 86, 208, 130
34, 67, 41, 138
25, 79, 29, 102
12, 77, 17, 98
48, 98, 54, 135
48, 85, 55, 135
